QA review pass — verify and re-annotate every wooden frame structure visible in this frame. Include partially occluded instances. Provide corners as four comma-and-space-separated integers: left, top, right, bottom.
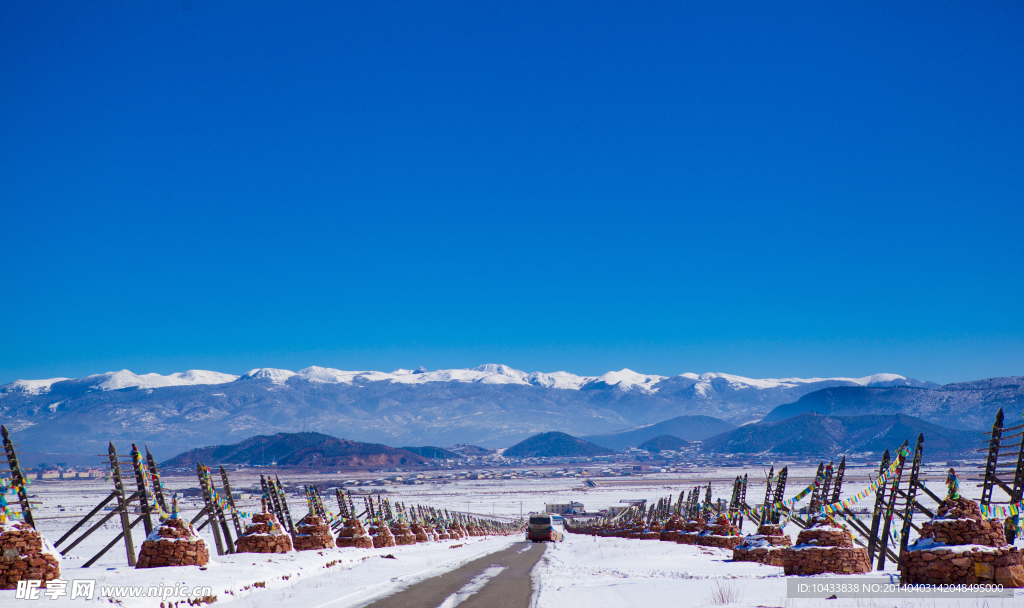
977, 408, 1024, 523
1, 425, 35, 527
52, 443, 162, 567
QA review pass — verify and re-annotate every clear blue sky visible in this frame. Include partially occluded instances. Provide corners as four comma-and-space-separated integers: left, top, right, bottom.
2, 2, 1022, 385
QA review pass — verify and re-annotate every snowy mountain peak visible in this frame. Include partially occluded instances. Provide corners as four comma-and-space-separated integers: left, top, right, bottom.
2, 365, 926, 396
852, 373, 906, 386
0, 378, 70, 397
241, 368, 296, 384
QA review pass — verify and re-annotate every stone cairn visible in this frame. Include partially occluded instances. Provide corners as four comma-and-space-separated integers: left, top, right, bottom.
136, 517, 210, 568
733, 524, 792, 566
0, 522, 60, 589
695, 514, 743, 549
659, 516, 685, 542
391, 521, 418, 545
780, 516, 870, 575
291, 513, 336, 551
335, 518, 373, 549
235, 508, 292, 554
370, 522, 397, 548
903, 496, 1024, 587
410, 522, 431, 543
676, 519, 706, 545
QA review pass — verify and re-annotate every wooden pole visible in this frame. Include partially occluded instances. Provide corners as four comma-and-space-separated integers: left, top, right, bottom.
897, 434, 925, 576
108, 443, 137, 567
876, 441, 908, 571
145, 446, 168, 513
866, 449, 890, 564
759, 466, 774, 526
220, 466, 243, 537
130, 444, 154, 535
1, 425, 35, 528
197, 463, 226, 555
53, 491, 118, 548
276, 475, 295, 533
831, 457, 846, 503
980, 408, 1004, 508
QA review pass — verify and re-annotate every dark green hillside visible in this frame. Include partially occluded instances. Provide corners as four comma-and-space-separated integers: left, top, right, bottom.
584, 415, 735, 450
701, 412, 976, 457
401, 445, 461, 459
639, 435, 688, 452
504, 431, 615, 458
163, 432, 428, 467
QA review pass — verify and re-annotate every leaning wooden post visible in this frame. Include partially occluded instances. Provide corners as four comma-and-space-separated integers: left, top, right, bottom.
109, 443, 137, 566
897, 434, 925, 575
808, 462, 825, 513
220, 466, 243, 537
980, 408, 1004, 509
262, 475, 285, 527
876, 441, 908, 571
276, 475, 295, 534
197, 463, 226, 555
739, 474, 748, 531
145, 446, 168, 513
831, 457, 846, 503
760, 466, 775, 526
130, 444, 154, 535
1, 425, 35, 528
210, 468, 235, 552
770, 467, 788, 525
866, 449, 890, 564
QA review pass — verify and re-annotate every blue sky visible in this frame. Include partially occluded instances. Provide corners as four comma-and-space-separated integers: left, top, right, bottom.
1, 2, 1022, 385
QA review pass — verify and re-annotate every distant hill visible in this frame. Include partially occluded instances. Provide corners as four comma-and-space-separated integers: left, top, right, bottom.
446, 444, 495, 457
763, 377, 1024, 430
639, 435, 689, 452
163, 432, 429, 467
401, 445, 461, 460
701, 412, 977, 457
584, 415, 736, 450
504, 432, 615, 458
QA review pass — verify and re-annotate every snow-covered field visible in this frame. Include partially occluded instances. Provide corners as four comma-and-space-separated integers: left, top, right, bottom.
535, 531, 1021, 608
8, 465, 1018, 607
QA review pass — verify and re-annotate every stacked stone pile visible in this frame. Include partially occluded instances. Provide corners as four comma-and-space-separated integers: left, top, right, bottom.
236, 512, 292, 553
391, 523, 417, 545
676, 519, 706, 545
696, 516, 742, 549
136, 518, 210, 569
291, 514, 335, 551
370, 523, 397, 548
335, 519, 373, 549
0, 522, 60, 589
410, 523, 431, 543
903, 497, 1024, 587
780, 517, 870, 575
733, 525, 792, 566
659, 516, 684, 542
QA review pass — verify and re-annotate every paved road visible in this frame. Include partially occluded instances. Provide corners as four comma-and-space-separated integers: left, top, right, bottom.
362, 540, 547, 608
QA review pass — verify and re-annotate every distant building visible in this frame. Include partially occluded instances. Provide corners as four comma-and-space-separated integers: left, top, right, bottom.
545, 501, 585, 515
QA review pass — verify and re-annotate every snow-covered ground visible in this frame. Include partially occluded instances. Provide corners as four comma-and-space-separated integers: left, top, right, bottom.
535, 531, 1021, 608
41, 534, 516, 608
8, 466, 1018, 607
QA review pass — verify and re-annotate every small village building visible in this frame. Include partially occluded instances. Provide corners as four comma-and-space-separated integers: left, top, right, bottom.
545, 501, 585, 515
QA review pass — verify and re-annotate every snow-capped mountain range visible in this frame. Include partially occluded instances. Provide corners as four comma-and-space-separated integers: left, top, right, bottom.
0, 364, 948, 460
0, 364, 924, 397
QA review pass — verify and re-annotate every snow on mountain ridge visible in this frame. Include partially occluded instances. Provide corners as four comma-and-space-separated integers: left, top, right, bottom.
1, 365, 914, 394
0, 378, 70, 397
